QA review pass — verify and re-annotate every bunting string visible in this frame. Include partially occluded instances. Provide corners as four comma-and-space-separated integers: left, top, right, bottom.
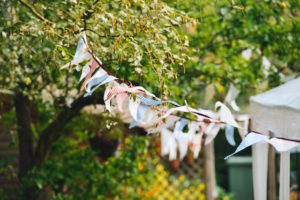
61, 32, 300, 161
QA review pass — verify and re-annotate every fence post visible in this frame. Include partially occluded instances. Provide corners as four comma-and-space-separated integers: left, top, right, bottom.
204, 140, 215, 200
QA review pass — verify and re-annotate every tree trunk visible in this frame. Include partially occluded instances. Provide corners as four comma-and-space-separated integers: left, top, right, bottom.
15, 92, 34, 180
15, 92, 36, 199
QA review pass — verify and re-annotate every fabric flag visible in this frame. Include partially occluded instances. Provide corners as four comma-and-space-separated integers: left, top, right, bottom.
81, 62, 117, 97
225, 132, 300, 160
169, 101, 181, 107
109, 96, 133, 125
225, 125, 236, 146
174, 119, 192, 160
83, 67, 107, 91
192, 133, 202, 158
105, 83, 146, 113
138, 108, 159, 129
83, 75, 116, 97
75, 37, 86, 58
267, 138, 300, 152
190, 122, 208, 158
104, 84, 113, 112
132, 86, 157, 98
106, 85, 157, 101
137, 95, 181, 107
137, 95, 162, 106
177, 118, 189, 132
80, 58, 100, 91
79, 64, 91, 81
161, 127, 177, 161
60, 33, 93, 71
215, 101, 239, 128
204, 123, 221, 145
224, 84, 240, 111
236, 114, 249, 138
159, 106, 213, 122
103, 81, 119, 112
225, 132, 269, 160
147, 115, 180, 134
129, 100, 149, 128
106, 85, 145, 101
116, 93, 128, 112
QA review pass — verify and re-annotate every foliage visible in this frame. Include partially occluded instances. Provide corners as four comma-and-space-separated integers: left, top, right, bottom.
0, 0, 191, 102
218, 186, 235, 200
165, 0, 300, 104
0, 188, 10, 200
20, 134, 153, 200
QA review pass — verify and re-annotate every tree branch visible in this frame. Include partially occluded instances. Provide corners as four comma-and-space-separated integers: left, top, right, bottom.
33, 90, 104, 166
33, 88, 149, 167
18, 0, 55, 25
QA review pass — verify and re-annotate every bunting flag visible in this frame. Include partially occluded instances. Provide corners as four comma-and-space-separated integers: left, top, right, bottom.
215, 101, 239, 128
204, 123, 221, 145
79, 64, 91, 82
225, 125, 236, 146
186, 121, 201, 158
80, 58, 101, 92
128, 98, 159, 129
225, 84, 240, 111
103, 83, 115, 113
225, 132, 300, 159
116, 93, 128, 112
159, 105, 216, 123
236, 114, 249, 138
191, 132, 202, 158
225, 132, 268, 160
105, 85, 155, 102
62, 33, 300, 162
137, 95, 180, 107
191, 122, 208, 158
61, 33, 92, 71
161, 127, 177, 161
84, 74, 117, 97
137, 95, 162, 106
129, 102, 149, 129
174, 119, 191, 160
147, 115, 180, 134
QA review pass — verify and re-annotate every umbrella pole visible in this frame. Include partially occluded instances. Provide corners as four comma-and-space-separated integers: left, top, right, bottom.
279, 151, 290, 200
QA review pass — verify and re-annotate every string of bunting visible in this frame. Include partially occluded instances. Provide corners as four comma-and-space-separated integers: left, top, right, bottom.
61, 32, 300, 161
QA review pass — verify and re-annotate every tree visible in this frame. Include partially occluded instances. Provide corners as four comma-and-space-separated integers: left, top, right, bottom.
2, 0, 300, 199
0, 0, 191, 199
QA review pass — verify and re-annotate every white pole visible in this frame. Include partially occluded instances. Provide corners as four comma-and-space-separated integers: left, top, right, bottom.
279, 151, 290, 200
252, 143, 268, 200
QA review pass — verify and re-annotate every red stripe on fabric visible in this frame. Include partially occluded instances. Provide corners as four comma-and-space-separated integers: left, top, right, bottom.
80, 58, 99, 92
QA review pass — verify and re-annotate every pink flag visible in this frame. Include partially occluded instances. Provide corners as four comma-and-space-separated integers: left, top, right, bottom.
106, 86, 144, 101
80, 58, 99, 92
116, 93, 128, 112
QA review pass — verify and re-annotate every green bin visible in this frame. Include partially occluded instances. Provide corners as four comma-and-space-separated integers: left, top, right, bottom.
227, 156, 253, 200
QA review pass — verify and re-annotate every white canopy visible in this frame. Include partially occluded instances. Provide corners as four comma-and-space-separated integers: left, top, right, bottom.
250, 77, 300, 200
251, 77, 300, 139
